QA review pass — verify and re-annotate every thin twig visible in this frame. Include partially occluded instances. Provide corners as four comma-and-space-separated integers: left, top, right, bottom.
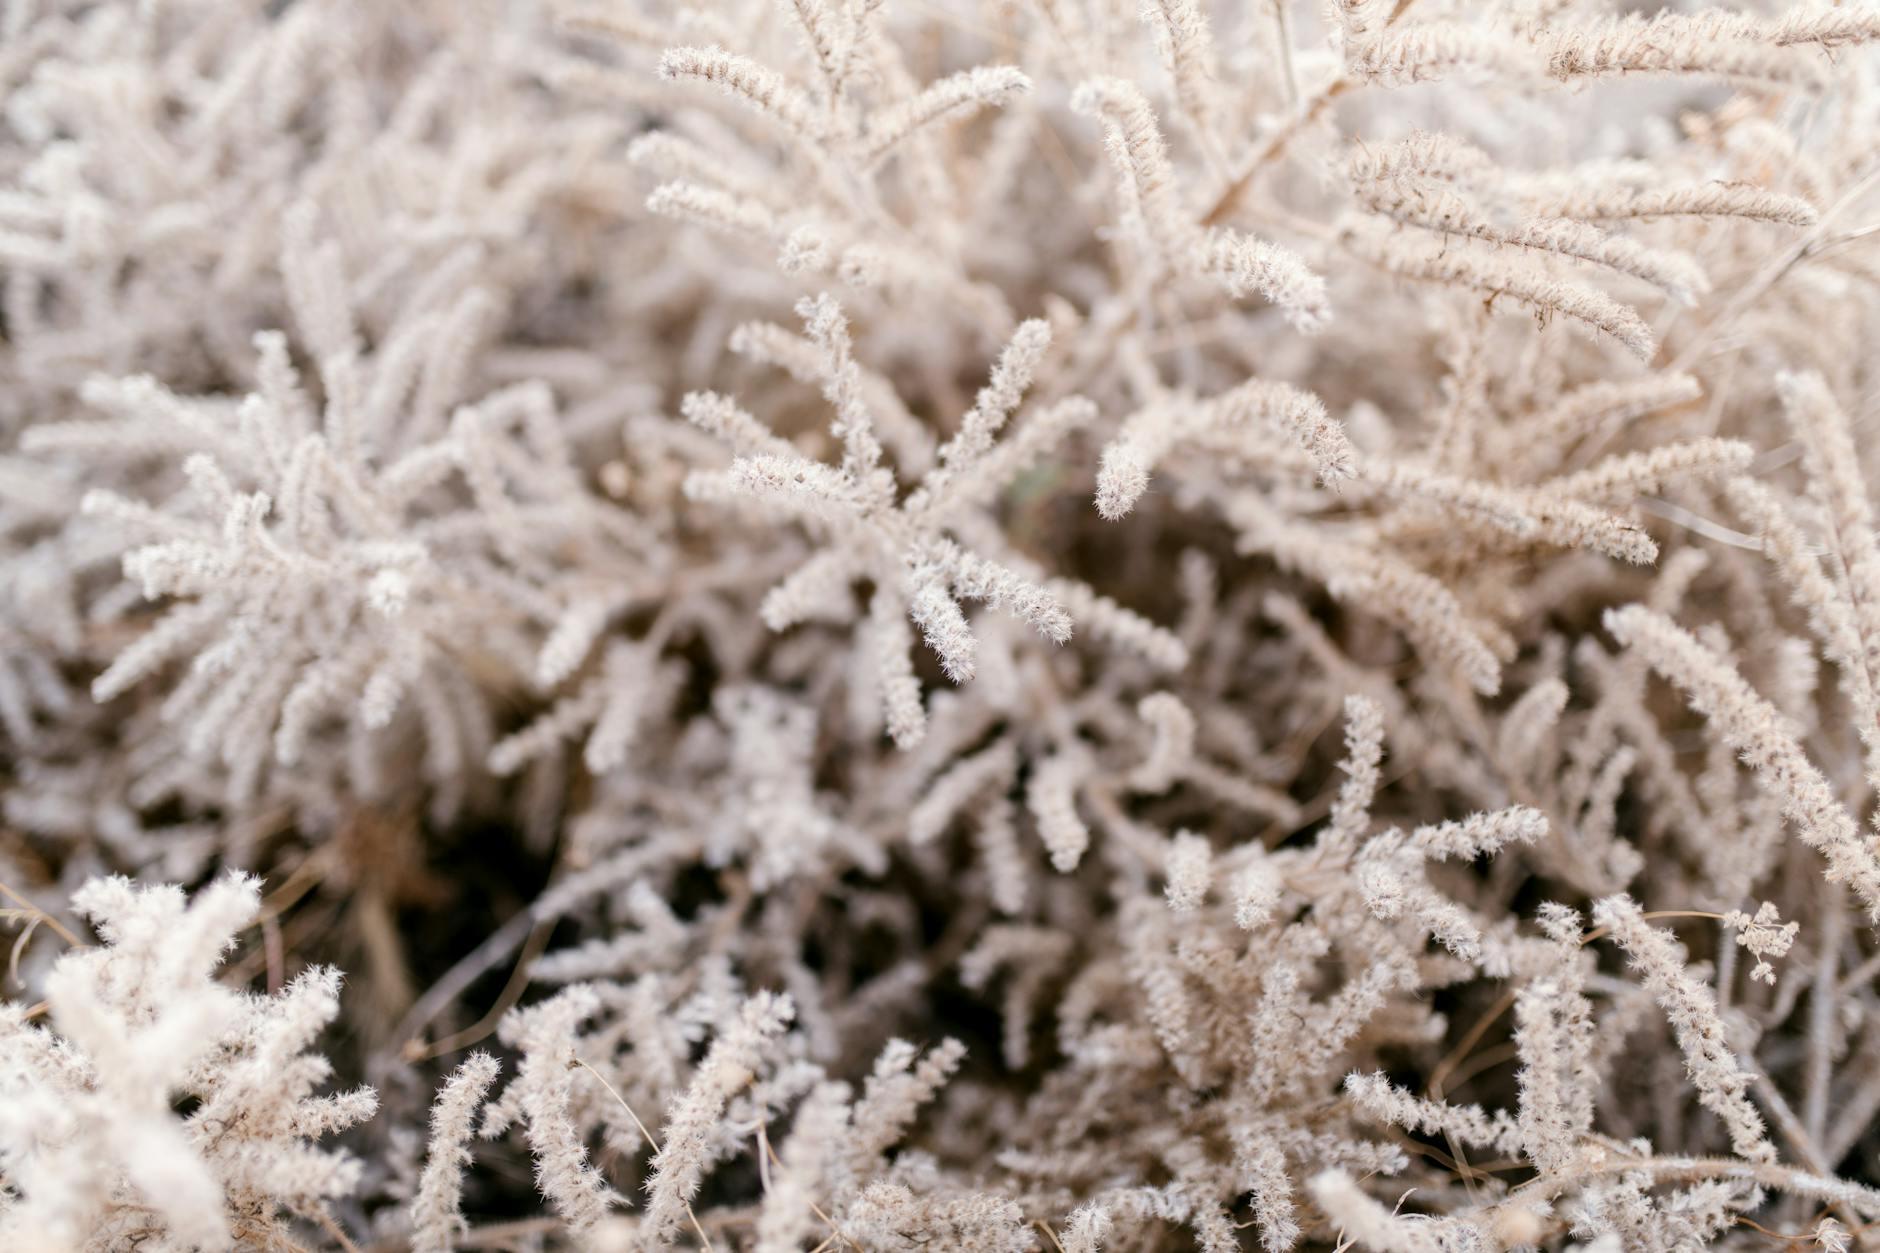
1270, 0, 1299, 108
0, 880, 82, 947
760, 1126, 864, 1251
303, 1203, 363, 1253
571, 1058, 718, 1253
1201, 81, 1347, 228
1667, 162, 1880, 373
406, 917, 554, 1062
452, 1217, 562, 1250
374, 906, 544, 1083
1805, 885, 1846, 1148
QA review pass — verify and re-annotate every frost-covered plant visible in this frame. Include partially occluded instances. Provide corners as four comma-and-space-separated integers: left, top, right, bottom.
7, 0, 1880, 1250
0, 874, 374, 1250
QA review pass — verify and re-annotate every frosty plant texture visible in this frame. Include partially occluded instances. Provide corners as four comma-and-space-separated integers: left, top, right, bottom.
5, 0, 1880, 1249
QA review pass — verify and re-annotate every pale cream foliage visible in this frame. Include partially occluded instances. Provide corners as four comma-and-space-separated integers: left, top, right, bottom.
6, 1, 1880, 1251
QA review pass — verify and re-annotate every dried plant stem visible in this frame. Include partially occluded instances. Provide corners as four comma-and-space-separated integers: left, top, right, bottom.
0, 880, 81, 947
1804, 885, 1845, 1147
1202, 81, 1349, 228
572, 1059, 718, 1253
759, 1130, 863, 1252
391, 913, 552, 1068
1668, 160, 1880, 371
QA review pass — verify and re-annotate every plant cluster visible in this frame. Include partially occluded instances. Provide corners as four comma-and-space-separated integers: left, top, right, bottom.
5, 0, 1880, 1249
